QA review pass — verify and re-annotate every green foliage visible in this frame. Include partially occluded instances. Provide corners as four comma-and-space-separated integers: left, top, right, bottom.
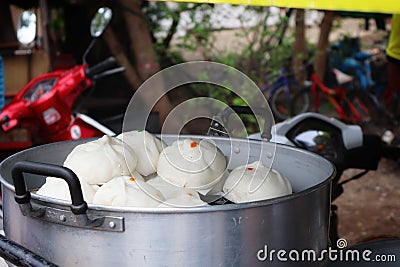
143, 4, 305, 133
143, 2, 216, 64
48, 7, 66, 48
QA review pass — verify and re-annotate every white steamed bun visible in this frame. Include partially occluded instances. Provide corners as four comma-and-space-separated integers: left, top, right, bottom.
63, 135, 138, 185
157, 139, 227, 190
223, 161, 292, 203
117, 130, 165, 176
36, 176, 96, 203
93, 175, 164, 207
147, 175, 200, 200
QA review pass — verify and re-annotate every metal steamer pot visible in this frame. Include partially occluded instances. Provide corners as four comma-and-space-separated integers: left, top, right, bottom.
0, 135, 335, 266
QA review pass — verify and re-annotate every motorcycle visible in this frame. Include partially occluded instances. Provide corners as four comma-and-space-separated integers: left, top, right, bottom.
0, 7, 122, 159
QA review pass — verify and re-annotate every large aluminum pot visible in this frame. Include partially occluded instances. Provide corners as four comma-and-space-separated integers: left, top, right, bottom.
0, 135, 335, 266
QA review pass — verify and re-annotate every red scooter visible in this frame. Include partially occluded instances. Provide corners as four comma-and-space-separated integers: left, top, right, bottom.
0, 7, 121, 155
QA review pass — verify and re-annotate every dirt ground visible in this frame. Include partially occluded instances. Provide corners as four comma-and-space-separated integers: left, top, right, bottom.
336, 158, 400, 246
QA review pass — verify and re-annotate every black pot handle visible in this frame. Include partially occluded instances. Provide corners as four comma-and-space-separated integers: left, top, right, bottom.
11, 160, 88, 215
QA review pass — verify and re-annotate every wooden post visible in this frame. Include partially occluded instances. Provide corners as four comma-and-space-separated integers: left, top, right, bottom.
0, 0, 18, 46
38, 0, 51, 71
293, 9, 306, 83
314, 11, 335, 81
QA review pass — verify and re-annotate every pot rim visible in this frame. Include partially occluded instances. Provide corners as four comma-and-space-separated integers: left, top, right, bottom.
0, 135, 335, 214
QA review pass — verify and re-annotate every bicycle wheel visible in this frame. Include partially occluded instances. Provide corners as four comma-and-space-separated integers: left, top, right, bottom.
380, 87, 398, 120
290, 86, 336, 117
346, 90, 382, 126
269, 80, 301, 121
290, 87, 311, 116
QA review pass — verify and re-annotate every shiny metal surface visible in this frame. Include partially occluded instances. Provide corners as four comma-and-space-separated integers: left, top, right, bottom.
0, 135, 335, 266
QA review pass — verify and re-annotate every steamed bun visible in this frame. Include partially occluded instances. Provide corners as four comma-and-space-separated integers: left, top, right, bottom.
223, 161, 292, 203
157, 139, 227, 190
93, 176, 164, 207
147, 175, 200, 200
117, 130, 165, 176
64, 136, 138, 185
36, 176, 96, 203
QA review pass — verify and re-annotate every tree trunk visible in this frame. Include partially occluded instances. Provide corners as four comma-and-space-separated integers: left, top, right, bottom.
293, 9, 306, 83
102, 28, 142, 90
119, 0, 173, 125
314, 11, 335, 81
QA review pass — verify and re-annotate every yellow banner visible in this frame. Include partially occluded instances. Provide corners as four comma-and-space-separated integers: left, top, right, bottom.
164, 0, 400, 13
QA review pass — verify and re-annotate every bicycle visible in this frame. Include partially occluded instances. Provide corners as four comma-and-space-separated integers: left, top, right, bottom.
329, 36, 376, 90
260, 64, 304, 121
343, 49, 398, 130
350, 53, 400, 132
328, 38, 396, 127
290, 64, 382, 127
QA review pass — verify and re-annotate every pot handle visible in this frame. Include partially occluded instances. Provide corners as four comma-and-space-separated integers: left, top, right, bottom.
12, 160, 88, 215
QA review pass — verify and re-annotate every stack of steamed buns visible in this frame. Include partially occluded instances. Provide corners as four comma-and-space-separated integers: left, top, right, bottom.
36, 131, 292, 207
